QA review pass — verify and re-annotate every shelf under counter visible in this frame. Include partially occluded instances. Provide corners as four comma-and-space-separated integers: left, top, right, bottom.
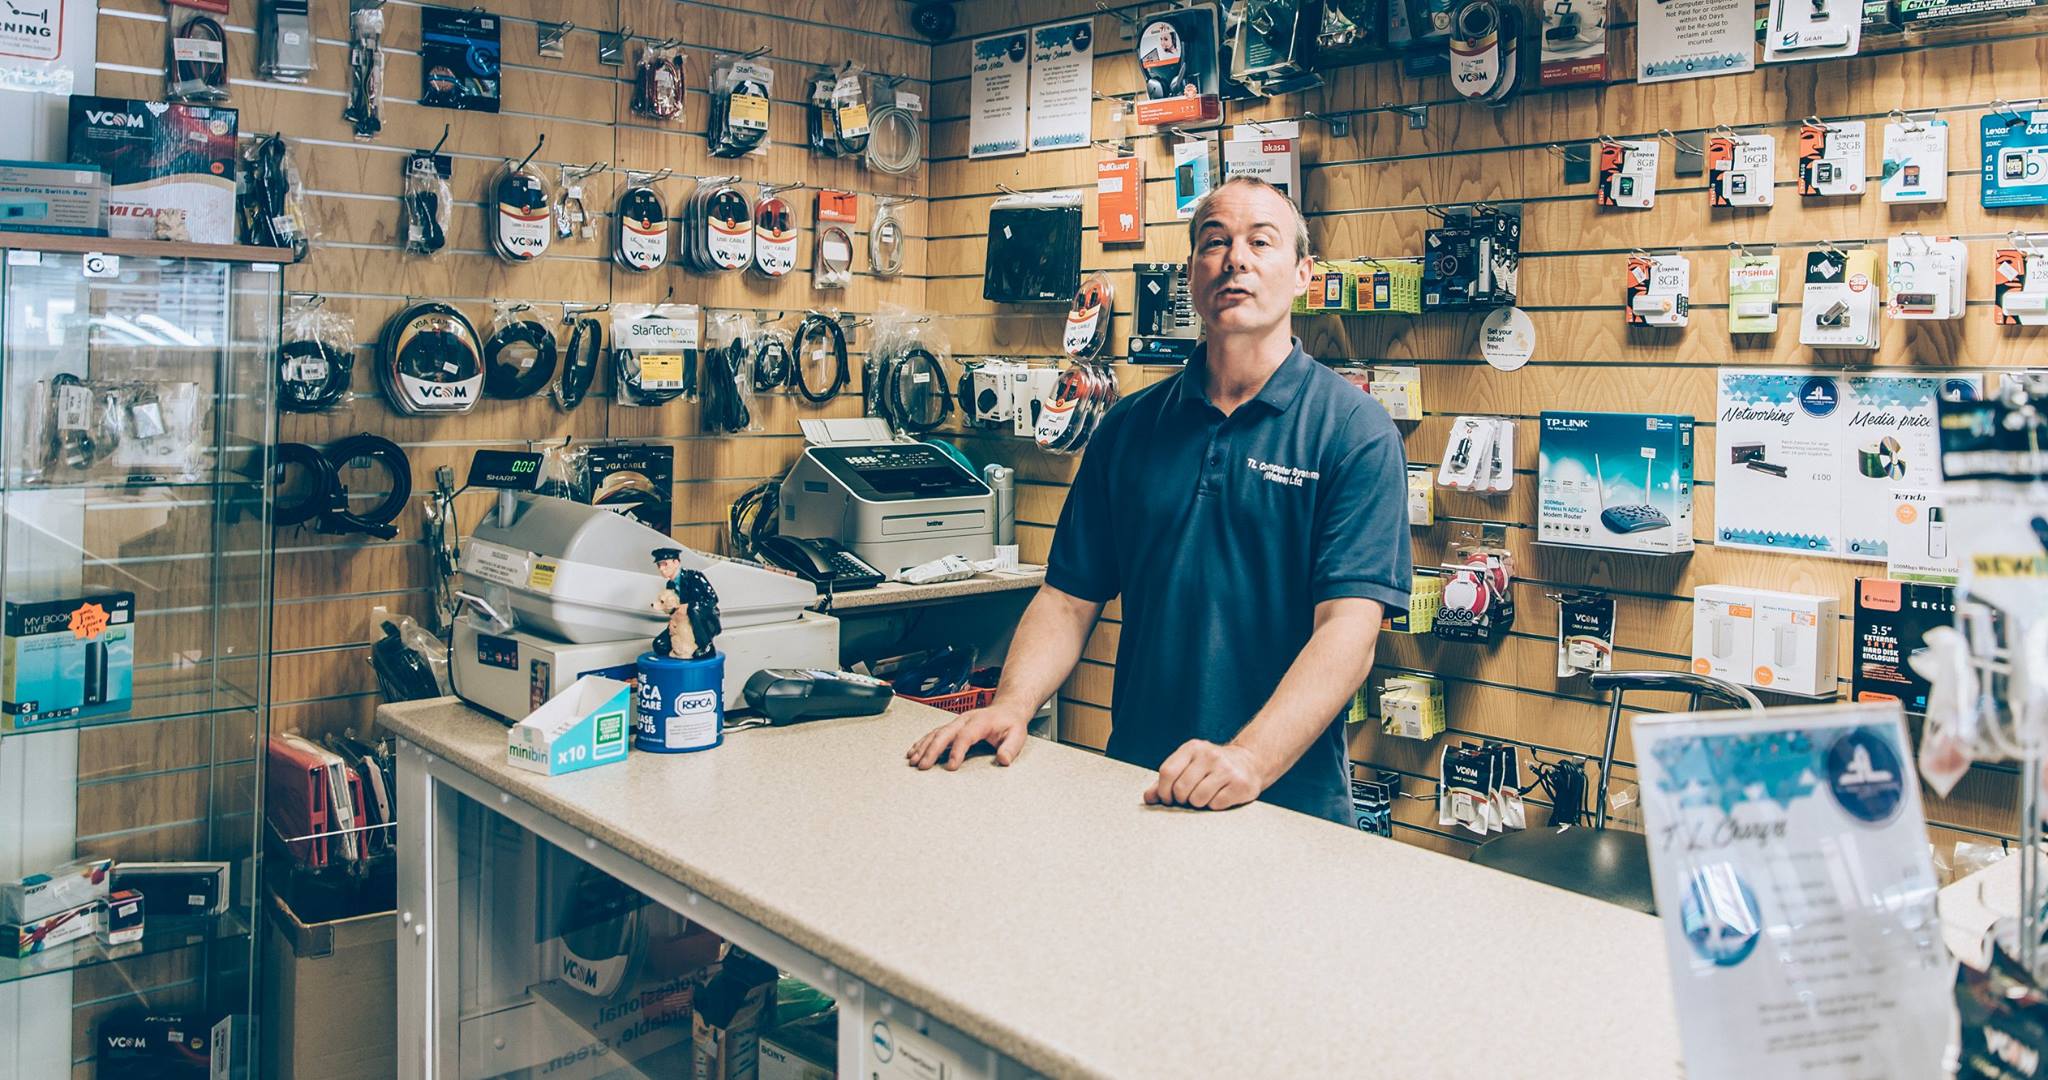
0, 908, 252, 987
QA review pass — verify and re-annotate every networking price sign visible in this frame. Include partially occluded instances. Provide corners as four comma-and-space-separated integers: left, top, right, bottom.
1635, 703, 1952, 1078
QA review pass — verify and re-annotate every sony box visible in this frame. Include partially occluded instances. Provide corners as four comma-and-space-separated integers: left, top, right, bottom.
66, 96, 238, 244
2, 592, 135, 731
1853, 579, 1953, 715
1538, 411, 1696, 555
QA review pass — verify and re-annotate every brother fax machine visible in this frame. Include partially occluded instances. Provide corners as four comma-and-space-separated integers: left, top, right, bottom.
777, 419, 994, 576
451, 493, 838, 722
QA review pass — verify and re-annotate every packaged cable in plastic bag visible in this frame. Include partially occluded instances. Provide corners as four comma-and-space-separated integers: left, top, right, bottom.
700, 310, 756, 435
279, 295, 357, 414
809, 62, 870, 158
481, 302, 561, 401
239, 133, 312, 259
632, 40, 687, 121
345, 1, 385, 139
23, 377, 208, 484
612, 303, 700, 406
751, 316, 794, 395
708, 52, 774, 158
868, 309, 954, 436
401, 148, 452, 257
864, 74, 923, 178
368, 610, 450, 702
167, 11, 231, 103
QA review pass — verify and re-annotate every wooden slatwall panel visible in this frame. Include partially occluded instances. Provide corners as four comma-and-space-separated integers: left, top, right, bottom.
933, 1, 2033, 857
87, 1, 930, 1071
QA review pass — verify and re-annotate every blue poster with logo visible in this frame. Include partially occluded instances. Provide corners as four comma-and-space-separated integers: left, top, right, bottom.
1635, 703, 1951, 1078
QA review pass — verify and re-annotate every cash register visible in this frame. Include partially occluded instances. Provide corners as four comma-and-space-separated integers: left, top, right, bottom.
450, 493, 838, 722
777, 419, 994, 577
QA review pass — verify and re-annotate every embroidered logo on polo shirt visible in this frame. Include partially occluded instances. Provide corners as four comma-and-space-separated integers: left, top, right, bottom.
1247, 457, 1320, 487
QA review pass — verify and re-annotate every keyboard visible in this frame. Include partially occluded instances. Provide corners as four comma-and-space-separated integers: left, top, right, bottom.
1601, 504, 1671, 534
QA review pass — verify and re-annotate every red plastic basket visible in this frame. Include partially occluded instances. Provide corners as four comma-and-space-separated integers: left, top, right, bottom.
902, 686, 997, 715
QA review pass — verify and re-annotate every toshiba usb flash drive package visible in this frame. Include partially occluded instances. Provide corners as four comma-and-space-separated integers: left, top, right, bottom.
1852, 578, 1953, 714
1537, 411, 1695, 555
1727, 254, 1780, 333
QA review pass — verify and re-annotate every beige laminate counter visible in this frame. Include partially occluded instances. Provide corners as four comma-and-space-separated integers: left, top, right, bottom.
379, 697, 1683, 1080
817, 568, 1045, 611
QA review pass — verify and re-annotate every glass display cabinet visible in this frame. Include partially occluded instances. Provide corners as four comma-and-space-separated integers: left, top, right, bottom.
0, 235, 284, 1078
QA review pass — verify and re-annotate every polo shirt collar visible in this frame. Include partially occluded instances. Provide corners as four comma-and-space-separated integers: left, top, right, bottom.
1174, 338, 1314, 415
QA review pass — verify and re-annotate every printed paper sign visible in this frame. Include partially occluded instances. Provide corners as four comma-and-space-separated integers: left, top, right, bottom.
1637, 0, 1754, 82
1028, 20, 1093, 152
969, 31, 1028, 159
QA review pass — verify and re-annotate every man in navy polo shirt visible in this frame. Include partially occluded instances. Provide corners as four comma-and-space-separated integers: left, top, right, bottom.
907, 177, 1411, 824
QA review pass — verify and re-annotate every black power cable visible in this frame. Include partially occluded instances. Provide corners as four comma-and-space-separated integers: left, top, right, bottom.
700, 338, 752, 434
791, 312, 849, 404
278, 337, 353, 413
482, 318, 558, 399
271, 442, 336, 528
270, 436, 413, 539
884, 346, 952, 434
752, 330, 792, 391
242, 134, 308, 260
728, 480, 779, 560
554, 315, 602, 411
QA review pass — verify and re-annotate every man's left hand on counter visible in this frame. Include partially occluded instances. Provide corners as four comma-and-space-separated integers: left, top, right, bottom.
1142, 739, 1268, 811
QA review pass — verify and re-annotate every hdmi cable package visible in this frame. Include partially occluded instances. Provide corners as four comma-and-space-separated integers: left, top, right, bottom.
1537, 412, 1695, 555
3, 592, 135, 731
66, 96, 238, 243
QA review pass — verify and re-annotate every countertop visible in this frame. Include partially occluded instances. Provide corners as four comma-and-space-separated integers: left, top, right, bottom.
379, 697, 1682, 1080
817, 567, 1044, 611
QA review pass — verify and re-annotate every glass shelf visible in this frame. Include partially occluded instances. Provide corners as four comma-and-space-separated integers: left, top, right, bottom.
0, 909, 253, 987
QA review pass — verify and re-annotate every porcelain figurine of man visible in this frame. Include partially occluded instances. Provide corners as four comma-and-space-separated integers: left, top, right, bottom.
650, 547, 721, 660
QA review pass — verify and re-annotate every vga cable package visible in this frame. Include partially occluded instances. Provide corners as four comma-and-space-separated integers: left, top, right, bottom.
1537, 411, 1695, 555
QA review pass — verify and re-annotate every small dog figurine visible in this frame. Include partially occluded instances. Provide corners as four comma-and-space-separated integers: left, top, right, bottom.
650, 547, 721, 660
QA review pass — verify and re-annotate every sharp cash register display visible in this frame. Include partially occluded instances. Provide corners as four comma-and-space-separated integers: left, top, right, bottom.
778, 419, 994, 577
452, 493, 834, 722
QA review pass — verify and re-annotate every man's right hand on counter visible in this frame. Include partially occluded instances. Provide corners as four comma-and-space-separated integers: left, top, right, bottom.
907, 706, 1031, 770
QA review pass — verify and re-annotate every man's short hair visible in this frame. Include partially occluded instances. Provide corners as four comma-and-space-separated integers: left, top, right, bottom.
1186, 176, 1313, 261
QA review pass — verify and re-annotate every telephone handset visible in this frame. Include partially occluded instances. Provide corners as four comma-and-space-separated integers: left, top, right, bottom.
756, 534, 886, 591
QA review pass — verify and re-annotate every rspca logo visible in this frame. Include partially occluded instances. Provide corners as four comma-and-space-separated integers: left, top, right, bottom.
1797, 376, 1839, 418
674, 689, 716, 715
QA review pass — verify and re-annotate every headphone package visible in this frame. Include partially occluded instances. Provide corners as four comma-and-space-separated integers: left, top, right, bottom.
418, 6, 500, 113
707, 54, 774, 158
611, 303, 701, 405
279, 295, 357, 414
982, 189, 1083, 303
1134, 5, 1223, 126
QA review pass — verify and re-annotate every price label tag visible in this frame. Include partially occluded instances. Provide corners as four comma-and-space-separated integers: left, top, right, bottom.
640, 353, 684, 387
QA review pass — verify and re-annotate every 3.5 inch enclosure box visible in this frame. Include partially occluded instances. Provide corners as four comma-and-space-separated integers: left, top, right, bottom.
3, 592, 135, 730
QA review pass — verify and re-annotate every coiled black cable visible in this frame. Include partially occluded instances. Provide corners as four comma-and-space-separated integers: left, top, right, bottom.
243, 134, 308, 260
700, 338, 752, 434
270, 435, 412, 539
791, 313, 849, 404
320, 434, 412, 539
278, 337, 353, 413
885, 346, 952, 434
753, 331, 792, 391
482, 318, 558, 399
270, 442, 335, 528
554, 316, 601, 411
404, 182, 446, 255
727, 479, 779, 560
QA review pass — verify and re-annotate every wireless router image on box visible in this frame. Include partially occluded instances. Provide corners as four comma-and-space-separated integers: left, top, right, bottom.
1595, 454, 1671, 534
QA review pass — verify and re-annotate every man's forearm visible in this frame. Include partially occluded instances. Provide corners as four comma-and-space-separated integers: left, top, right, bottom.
988, 585, 1106, 720
1229, 599, 1386, 786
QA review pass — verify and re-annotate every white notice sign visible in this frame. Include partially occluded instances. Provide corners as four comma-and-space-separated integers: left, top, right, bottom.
1637, 0, 1754, 83
1635, 703, 1950, 1079
969, 31, 1028, 159
1029, 20, 1094, 152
